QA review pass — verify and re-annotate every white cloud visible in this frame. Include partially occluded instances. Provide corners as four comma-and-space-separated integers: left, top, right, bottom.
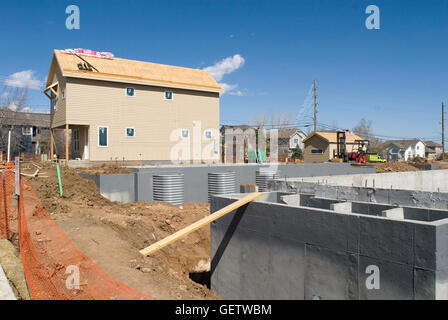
204, 54, 246, 96
219, 83, 238, 94
204, 54, 245, 82
228, 90, 246, 97
3, 70, 43, 90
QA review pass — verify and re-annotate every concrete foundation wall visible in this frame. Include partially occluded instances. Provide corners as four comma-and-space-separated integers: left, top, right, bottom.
80, 163, 375, 204
210, 193, 448, 300
268, 181, 448, 210
290, 169, 448, 193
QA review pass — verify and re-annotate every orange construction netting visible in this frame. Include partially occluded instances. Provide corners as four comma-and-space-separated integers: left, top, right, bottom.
1, 163, 151, 300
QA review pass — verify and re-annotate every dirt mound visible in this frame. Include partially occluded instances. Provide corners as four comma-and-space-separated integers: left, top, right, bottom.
26, 162, 219, 300
76, 166, 133, 175
375, 162, 420, 173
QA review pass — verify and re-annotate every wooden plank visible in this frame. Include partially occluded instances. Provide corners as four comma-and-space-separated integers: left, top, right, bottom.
139, 192, 262, 256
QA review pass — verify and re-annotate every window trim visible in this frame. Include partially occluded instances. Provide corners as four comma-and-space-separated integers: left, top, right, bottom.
125, 87, 136, 97
164, 90, 174, 101
204, 129, 212, 140
181, 129, 189, 139
98, 126, 109, 147
125, 127, 136, 138
310, 148, 323, 154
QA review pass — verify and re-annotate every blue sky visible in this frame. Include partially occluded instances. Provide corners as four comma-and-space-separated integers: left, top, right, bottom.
0, 0, 447, 141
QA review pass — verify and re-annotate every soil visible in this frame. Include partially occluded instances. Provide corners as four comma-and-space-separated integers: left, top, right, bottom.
75, 165, 133, 175
25, 162, 220, 300
374, 162, 421, 173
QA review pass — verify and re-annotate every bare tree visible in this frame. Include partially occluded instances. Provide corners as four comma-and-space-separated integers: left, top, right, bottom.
0, 86, 33, 157
353, 118, 383, 153
252, 112, 295, 129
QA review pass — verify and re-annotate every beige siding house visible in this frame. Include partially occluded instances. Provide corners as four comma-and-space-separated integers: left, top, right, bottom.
44, 50, 222, 162
303, 131, 366, 163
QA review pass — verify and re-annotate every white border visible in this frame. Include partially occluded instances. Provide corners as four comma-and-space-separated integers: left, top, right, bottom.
125, 127, 136, 138
125, 87, 136, 97
181, 129, 189, 139
164, 90, 174, 101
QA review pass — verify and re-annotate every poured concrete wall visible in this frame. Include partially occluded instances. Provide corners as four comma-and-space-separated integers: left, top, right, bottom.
80, 163, 375, 204
210, 193, 448, 300
291, 169, 448, 193
268, 181, 448, 210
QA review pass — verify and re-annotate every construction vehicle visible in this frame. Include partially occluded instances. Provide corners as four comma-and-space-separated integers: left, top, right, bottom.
334, 131, 387, 164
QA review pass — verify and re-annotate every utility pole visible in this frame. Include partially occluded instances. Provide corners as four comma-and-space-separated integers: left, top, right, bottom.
314, 80, 317, 132
443, 102, 445, 159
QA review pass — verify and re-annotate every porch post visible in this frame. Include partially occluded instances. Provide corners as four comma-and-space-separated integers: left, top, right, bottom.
50, 129, 54, 160
65, 124, 69, 161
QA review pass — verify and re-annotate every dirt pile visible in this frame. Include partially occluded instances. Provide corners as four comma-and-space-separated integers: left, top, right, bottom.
26, 162, 219, 299
375, 162, 420, 173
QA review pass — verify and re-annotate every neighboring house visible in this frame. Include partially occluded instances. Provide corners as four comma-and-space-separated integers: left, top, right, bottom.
384, 140, 425, 161
220, 125, 256, 162
0, 109, 51, 156
278, 129, 307, 157
424, 141, 443, 160
302, 131, 366, 163
43, 49, 222, 162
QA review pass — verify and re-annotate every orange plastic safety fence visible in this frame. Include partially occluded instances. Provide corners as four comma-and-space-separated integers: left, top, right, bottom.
0, 163, 15, 239
18, 178, 152, 300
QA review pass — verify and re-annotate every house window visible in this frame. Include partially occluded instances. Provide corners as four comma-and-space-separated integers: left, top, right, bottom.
204, 130, 212, 140
53, 97, 58, 112
294, 138, 299, 145
126, 88, 135, 97
98, 126, 108, 147
126, 127, 135, 137
62, 90, 65, 100
311, 149, 323, 154
22, 127, 33, 136
181, 129, 189, 139
165, 91, 173, 100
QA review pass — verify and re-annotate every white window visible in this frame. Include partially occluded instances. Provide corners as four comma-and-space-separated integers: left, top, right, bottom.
22, 127, 33, 136
165, 91, 173, 100
53, 97, 58, 112
126, 87, 135, 97
181, 129, 189, 139
98, 126, 108, 147
126, 127, 135, 137
204, 130, 212, 140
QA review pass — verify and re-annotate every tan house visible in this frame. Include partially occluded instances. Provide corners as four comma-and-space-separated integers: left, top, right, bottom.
43, 49, 222, 162
303, 131, 366, 163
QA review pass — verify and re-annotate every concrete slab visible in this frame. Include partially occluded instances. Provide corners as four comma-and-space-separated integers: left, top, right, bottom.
382, 208, 405, 220
330, 201, 352, 214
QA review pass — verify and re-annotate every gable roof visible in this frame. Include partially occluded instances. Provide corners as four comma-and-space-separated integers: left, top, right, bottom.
424, 141, 442, 148
278, 129, 306, 139
303, 131, 365, 144
385, 139, 423, 150
47, 50, 222, 93
0, 109, 51, 127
